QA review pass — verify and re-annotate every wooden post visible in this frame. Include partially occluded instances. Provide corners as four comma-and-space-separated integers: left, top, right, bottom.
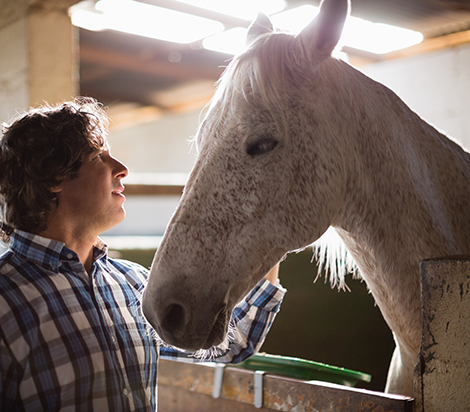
0, 0, 78, 122
27, 0, 79, 107
414, 258, 470, 411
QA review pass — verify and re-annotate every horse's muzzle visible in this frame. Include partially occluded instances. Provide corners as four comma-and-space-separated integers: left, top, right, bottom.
142, 291, 229, 351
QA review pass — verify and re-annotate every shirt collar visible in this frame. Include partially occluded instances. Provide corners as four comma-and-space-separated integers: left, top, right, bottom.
10, 230, 109, 272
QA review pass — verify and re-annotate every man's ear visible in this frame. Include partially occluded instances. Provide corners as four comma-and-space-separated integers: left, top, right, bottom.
50, 177, 66, 193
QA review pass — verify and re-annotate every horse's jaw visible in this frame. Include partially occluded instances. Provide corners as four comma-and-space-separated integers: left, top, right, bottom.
142, 222, 282, 350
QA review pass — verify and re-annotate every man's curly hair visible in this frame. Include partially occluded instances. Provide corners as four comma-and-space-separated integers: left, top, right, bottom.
0, 97, 108, 242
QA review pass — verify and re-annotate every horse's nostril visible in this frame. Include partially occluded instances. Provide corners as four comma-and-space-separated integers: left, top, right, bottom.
162, 303, 186, 334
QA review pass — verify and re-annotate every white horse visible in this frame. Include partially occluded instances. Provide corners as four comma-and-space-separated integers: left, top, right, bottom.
142, 0, 470, 397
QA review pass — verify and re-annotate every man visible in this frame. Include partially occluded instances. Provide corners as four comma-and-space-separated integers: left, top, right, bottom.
0, 97, 285, 411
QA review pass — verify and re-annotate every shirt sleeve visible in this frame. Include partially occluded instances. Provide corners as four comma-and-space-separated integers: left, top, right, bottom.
159, 279, 286, 364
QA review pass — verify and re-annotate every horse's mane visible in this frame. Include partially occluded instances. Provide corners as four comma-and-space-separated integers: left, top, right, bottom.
313, 227, 359, 291
208, 32, 300, 135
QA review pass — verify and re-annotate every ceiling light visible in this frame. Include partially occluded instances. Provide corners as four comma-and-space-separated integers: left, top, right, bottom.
270, 5, 319, 33
203, 5, 423, 55
342, 16, 424, 54
70, 1, 107, 31
272, 5, 423, 54
70, 0, 224, 44
202, 27, 248, 55
172, 0, 286, 21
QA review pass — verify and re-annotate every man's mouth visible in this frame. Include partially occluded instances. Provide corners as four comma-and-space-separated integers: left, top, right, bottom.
112, 185, 125, 197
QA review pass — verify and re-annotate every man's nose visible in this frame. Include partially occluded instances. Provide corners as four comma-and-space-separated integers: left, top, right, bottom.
112, 157, 129, 178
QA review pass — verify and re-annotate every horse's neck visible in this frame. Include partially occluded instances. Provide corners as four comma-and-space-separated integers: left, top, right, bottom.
328, 61, 470, 281
310, 60, 470, 353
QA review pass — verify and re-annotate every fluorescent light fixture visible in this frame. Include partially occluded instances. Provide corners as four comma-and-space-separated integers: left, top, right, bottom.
70, 1, 423, 54
202, 27, 248, 55
173, 0, 286, 21
270, 4, 319, 33
70, 0, 224, 44
203, 4, 423, 55
70, 1, 107, 31
201, 4, 314, 55
342, 17, 424, 54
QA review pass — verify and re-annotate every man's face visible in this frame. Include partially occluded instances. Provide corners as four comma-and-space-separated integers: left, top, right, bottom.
55, 143, 129, 235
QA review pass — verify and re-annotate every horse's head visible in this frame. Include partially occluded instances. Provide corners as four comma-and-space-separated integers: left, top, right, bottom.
143, 0, 352, 350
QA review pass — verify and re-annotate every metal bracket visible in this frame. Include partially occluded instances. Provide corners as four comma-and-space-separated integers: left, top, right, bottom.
254, 370, 265, 408
212, 364, 225, 399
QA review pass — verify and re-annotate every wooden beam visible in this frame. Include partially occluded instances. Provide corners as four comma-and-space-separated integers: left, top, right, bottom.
124, 183, 184, 196
158, 360, 413, 412
387, 30, 470, 60
122, 174, 187, 196
349, 30, 470, 66
80, 45, 222, 82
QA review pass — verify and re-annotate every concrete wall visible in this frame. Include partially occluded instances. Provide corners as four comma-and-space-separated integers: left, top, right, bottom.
0, 3, 29, 122
360, 43, 470, 150
104, 108, 202, 237
108, 108, 201, 175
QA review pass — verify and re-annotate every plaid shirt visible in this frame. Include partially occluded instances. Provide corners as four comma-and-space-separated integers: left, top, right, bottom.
0, 231, 285, 411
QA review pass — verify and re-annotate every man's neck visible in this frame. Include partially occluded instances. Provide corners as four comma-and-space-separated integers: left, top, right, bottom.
39, 224, 98, 275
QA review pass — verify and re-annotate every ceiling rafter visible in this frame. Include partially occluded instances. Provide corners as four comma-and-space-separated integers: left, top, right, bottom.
77, 0, 470, 111
80, 44, 223, 82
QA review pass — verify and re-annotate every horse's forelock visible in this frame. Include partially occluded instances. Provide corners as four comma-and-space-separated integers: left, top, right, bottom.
207, 32, 300, 136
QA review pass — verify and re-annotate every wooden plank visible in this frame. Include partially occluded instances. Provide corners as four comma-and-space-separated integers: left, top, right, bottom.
80, 45, 222, 82
387, 30, 470, 60
414, 258, 470, 412
349, 30, 470, 67
158, 359, 413, 412
123, 183, 184, 196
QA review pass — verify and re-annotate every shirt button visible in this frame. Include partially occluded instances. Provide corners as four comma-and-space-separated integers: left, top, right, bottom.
67, 253, 73, 259
123, 388, 129, 396
57, 261, 62, 267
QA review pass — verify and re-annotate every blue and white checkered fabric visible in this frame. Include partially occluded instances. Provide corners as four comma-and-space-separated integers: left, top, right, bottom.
0, 230, 285, 411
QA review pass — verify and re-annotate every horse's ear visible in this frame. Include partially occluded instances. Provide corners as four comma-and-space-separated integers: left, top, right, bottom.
246, 13, 273, 46
296, 0, 349, 62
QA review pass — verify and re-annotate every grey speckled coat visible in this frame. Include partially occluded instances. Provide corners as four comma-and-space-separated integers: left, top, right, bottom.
143, 0, 470, 398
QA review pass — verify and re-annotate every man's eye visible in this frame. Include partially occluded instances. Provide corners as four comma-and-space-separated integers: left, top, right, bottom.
92, 152, 103, 161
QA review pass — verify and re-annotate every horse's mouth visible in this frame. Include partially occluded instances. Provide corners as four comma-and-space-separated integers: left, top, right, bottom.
142, 288, 231, 351
201, 306, 229, 349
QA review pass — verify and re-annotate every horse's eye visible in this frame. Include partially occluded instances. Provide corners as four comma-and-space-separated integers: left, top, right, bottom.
246, 136, 278, 156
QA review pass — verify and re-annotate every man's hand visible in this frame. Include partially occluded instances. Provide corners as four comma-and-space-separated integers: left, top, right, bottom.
264, 264, 279, 285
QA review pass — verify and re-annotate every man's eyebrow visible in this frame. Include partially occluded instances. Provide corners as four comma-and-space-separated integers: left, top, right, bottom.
96, 143, 110, 152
